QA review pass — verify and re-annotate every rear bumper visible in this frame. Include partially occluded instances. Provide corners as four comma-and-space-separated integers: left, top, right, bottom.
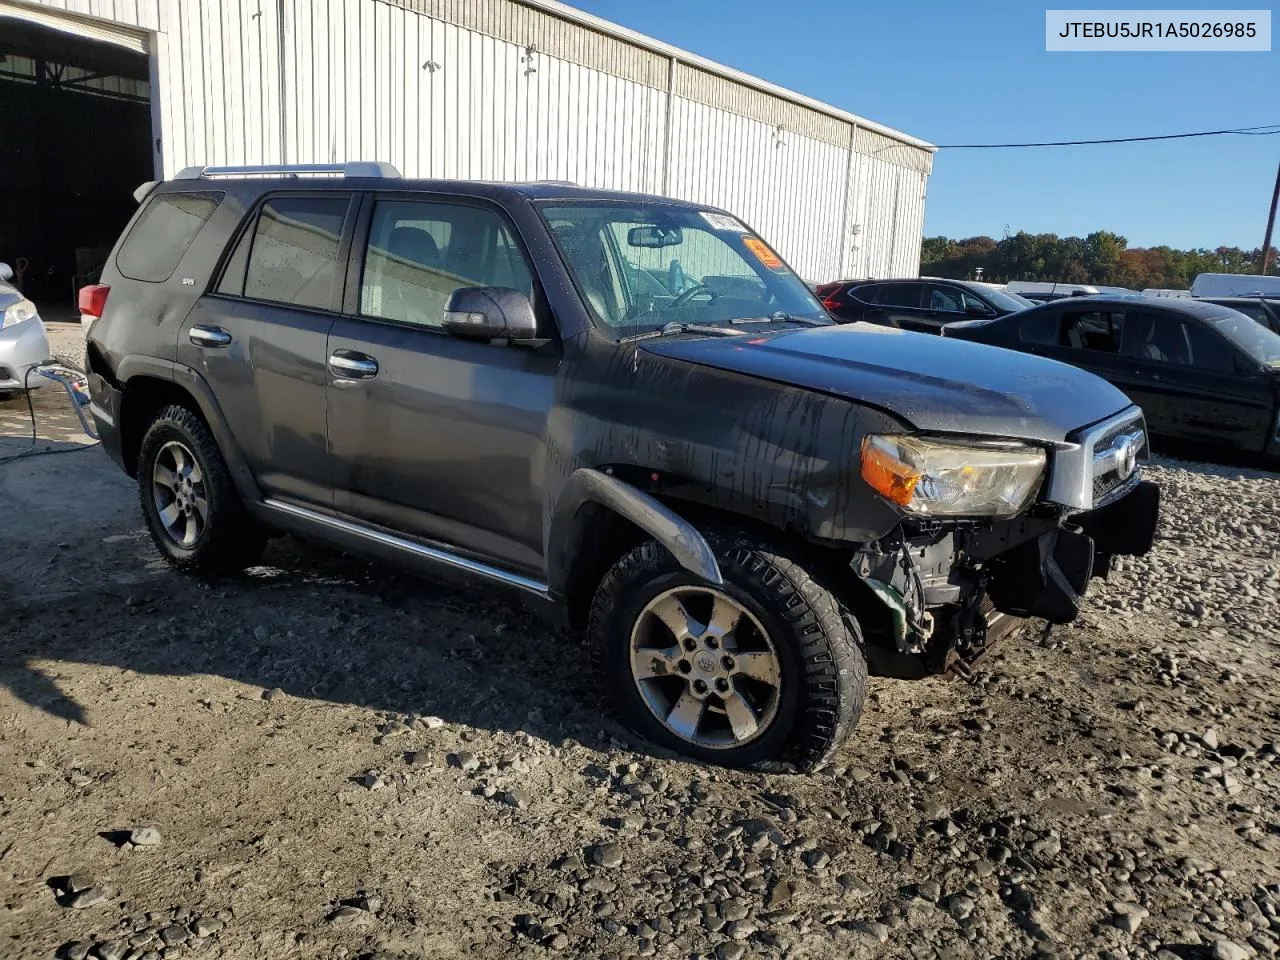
87, 373, 127, 472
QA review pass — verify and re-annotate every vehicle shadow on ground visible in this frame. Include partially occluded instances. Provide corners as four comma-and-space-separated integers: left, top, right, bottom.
2, 530, 634, 753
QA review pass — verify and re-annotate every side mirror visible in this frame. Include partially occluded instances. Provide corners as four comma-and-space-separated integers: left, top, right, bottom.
442, 287, 539, 343
964, 301, 991, 317
0, 263, 12, 282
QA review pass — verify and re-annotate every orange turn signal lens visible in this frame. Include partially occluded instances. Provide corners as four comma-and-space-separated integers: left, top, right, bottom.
860, 436, 921, 506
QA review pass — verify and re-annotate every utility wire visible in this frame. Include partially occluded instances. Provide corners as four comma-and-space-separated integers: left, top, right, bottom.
934, 123, 1280, 149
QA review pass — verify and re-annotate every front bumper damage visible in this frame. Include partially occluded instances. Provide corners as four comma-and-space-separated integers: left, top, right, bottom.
850, 407, 1161, 678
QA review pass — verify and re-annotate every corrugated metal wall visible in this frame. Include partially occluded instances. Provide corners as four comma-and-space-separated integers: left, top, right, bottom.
15, 0, 933, 280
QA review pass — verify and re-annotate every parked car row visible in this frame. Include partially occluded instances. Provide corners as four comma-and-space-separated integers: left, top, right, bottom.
815, 277, 1034, 332
815, 269, 1280, 463
83, 164, 1159, 771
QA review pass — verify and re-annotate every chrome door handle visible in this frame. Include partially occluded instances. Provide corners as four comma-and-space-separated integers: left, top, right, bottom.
189, 324, 232, 347
328, 351, 379, 380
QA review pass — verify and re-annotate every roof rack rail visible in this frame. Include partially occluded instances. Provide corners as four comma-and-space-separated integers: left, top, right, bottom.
173, 162, 401, 180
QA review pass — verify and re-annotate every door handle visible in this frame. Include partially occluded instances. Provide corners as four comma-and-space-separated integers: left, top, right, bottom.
328, 350, 379, 380
189, 324, 232, 348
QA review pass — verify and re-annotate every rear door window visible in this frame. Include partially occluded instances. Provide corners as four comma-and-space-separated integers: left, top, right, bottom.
876, 283, 922, 308
1060, 309, 1124, 353
116, 192, 223, 283
230, 196, 353, 311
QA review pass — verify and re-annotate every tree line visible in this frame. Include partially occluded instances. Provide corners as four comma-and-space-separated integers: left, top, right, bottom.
920, 231, 1277, 290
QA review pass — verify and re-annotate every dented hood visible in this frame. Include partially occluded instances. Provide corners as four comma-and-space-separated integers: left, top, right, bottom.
641, 322, 1134, 443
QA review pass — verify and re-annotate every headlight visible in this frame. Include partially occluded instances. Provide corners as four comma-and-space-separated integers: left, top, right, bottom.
860, 434, 1047, 518
2, 298, 38, 329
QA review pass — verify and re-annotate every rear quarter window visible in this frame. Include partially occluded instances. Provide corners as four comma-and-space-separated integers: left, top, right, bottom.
1018, 309, 1061, 345
116, 192, 223, 283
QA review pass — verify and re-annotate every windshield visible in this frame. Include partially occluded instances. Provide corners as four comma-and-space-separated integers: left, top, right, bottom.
1209, 310, 1280, 366
540, 202, 830, 333
982, 287, 1035, 312
1217, 302, 1270, 325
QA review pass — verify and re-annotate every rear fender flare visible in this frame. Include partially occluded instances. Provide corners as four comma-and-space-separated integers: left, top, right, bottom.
546, 468, 722, 594
119, 357, 262, 503
170, 363, 262, 503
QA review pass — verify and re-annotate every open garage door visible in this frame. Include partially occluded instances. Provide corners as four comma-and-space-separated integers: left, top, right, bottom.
0, 8, 153, 314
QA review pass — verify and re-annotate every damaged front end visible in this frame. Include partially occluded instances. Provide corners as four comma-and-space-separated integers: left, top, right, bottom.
849, 407, 1160, 678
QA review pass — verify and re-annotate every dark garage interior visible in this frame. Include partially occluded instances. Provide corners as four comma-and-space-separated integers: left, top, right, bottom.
0, 16, 152, 312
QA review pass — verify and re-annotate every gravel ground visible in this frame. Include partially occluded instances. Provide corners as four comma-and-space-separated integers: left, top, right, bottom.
2, 326, 1278, 960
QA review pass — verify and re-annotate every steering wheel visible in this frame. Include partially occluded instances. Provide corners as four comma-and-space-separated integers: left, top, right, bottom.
673, 284, 716, 307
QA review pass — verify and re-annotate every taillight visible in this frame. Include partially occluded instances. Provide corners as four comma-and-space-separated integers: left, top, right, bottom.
815, 283, 843, 311
79, 284, 110, 319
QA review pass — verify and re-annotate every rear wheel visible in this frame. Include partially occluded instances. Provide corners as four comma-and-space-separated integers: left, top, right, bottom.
588, 530, 867, 771
137, 404, 265, 573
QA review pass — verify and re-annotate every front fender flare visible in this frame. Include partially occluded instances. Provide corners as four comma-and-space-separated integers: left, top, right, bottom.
546, 468, 723, 594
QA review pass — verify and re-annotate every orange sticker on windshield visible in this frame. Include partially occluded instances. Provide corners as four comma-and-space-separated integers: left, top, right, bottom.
744, 236, 784, 270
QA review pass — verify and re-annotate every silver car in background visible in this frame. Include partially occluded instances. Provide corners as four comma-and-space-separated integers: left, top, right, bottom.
0, 262, 51, 399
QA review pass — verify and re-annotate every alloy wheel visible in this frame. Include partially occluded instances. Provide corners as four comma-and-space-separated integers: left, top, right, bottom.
629, 586, 782, 749
151, 440, 208, 547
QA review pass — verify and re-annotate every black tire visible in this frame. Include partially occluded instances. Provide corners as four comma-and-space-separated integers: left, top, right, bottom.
0, 389, 23, 402
136, 404, 265, 573
588, 529, 867, 771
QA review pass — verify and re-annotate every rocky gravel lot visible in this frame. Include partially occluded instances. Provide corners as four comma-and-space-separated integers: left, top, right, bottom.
2, 338, 1278, 960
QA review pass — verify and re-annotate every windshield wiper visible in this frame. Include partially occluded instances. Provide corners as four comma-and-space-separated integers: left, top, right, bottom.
729, 311, 827, 327
619, 321, 743, 344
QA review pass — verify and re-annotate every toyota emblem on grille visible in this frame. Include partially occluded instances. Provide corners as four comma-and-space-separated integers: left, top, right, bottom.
1116, 435, 1139, 479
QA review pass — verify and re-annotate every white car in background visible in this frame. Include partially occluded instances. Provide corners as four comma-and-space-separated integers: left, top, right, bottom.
0, 262, 51, 399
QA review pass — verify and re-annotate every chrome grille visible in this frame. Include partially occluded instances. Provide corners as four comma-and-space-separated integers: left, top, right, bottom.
1089, 424, 1146, 508
1043, 406, 1147, 512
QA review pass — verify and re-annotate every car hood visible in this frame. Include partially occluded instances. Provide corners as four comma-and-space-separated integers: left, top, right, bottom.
641, 322, 1134, 443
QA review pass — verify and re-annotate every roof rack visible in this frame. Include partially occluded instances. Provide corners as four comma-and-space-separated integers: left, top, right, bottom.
173, 162, 401, 180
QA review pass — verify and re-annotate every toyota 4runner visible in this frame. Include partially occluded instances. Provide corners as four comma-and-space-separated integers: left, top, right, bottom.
83, 162, 1160, 771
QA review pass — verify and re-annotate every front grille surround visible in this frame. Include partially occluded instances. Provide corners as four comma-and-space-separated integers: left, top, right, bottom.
1043, 406, 1147, 512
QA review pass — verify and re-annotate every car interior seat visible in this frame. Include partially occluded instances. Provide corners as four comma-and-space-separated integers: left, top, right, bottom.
555, 224, 620, 323
1141, 318, 1189, 364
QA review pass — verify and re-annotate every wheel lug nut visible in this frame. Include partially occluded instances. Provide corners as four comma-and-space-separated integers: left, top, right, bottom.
683, 638, 697, 652
715, 678, 730, 693
677, 659, 692, 674
705, 636, 719, 649
722, 656, 735, 671
693, 679, 707, 694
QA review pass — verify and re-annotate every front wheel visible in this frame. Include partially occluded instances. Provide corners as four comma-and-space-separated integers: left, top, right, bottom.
588, 531, 867, 771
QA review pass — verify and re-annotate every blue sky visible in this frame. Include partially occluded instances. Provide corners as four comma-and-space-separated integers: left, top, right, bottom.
572, 0, 1277, 250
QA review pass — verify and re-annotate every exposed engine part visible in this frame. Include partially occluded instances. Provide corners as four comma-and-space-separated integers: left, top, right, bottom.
854, 529, 940, 654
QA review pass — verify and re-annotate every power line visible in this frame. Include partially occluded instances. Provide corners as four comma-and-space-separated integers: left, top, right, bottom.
934, 123, 1280, 149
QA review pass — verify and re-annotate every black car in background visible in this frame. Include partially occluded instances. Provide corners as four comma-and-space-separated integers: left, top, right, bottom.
1198, 296, 1280, 335
815, 277, 1033, 333
943, 296, 1280, 460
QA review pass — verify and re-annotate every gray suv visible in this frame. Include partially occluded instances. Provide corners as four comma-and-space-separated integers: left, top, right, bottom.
84, 163, 1160, 771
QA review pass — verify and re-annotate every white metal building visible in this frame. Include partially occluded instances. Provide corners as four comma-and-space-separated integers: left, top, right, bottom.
2, 0, 934, 297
